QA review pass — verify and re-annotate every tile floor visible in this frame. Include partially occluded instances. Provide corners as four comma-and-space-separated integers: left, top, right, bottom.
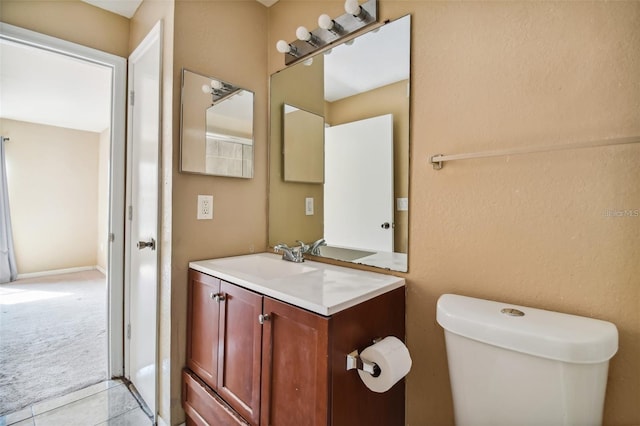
0, 379, 153, 426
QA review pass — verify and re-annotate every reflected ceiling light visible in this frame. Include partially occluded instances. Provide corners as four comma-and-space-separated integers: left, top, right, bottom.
275, 0, 377, 66
201, 79, 239, 104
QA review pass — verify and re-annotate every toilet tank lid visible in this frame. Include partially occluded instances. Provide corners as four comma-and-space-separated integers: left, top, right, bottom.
436, 294, 618, 364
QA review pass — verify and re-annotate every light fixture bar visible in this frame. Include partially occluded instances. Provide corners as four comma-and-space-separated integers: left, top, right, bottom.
278, 0, 377, 66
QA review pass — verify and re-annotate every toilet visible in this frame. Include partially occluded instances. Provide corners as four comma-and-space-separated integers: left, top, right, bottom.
436, 294, 618, 426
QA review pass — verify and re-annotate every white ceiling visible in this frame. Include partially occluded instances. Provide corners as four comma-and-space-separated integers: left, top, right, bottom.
82, 0, 142, 18
324, 16, 410, 102
0, 39, 112, 133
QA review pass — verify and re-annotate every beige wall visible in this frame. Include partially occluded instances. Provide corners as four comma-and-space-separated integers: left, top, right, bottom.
2, 119, 100, 274
269, 2, 640, 425
0, 0, 129, 58
327, 80, 410, 253
170, 1, 268, 423
269, 54, 325, 247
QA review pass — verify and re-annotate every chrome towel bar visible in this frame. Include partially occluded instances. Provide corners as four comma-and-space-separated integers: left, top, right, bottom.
430, 135, 640, 170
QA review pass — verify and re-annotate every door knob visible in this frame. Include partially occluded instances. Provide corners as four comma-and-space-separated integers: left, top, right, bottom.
137, 238, 156, 250
381, 222, 391, 229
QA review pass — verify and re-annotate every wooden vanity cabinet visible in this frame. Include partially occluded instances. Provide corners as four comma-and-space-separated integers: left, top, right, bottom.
184, 268, 405, 426
186, 270, 262, 425
260, 297, 330, 426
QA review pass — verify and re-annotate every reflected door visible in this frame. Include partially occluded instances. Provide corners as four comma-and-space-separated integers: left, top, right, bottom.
125, 22, 161, 417
324, 114, 394, 252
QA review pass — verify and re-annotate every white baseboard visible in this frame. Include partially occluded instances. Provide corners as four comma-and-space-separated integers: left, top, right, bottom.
156, 415, 174, 426
17, 266, 97, 280
96, 265, 107, 275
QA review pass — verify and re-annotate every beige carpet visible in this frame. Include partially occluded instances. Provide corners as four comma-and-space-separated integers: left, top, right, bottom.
0, 270, 108, 416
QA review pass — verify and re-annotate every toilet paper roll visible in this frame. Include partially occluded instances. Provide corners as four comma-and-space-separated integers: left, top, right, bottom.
357, 336, 412, 393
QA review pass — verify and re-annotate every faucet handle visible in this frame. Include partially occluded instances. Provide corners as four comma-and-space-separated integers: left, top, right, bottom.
296, 240, 310, 253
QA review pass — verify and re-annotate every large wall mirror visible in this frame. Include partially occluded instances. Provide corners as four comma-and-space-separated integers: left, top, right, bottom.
269, 15, 411, 272
180, 69, 255, 178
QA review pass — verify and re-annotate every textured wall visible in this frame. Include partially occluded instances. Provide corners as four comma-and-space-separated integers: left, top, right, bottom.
170, 1, 268, 423
269, 2, 640, 425
3, 119, 100, 274
0, 0, 129, 57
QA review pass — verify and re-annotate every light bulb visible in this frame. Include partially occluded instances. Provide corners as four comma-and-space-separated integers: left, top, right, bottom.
211, 80, 223, 90
201, 84, 211, 94
318, 14, 343, 35
303, 57, 314, 66
276, 40, 292, 54
296, 26, 311, 41
344, 0, 361, 16
318, 14, 333, 30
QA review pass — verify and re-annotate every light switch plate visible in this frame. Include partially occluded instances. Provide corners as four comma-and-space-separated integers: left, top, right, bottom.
305, 197, 314, 215
197, 195, 213, 220
397, 198, 408, 211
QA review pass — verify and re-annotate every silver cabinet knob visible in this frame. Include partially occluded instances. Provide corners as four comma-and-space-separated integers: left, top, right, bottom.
380, 222, 390, 229
209, 293, 225, 302
137, 238, 156, 250
258, 314, 271, 324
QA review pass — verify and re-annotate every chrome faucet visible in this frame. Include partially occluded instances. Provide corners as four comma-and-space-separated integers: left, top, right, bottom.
309, 238, 327, 256
274, 243, 304, 263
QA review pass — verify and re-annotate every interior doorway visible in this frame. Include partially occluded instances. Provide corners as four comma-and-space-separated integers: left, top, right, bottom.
0, 22, 127, 414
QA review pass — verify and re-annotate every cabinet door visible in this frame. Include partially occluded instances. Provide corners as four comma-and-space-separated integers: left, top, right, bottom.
218, 281, 263, 426
187, 270, 221, 389
260, 297, 330, 426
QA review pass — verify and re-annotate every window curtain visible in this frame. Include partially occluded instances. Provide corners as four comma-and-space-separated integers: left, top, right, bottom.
0, 136, 17, 283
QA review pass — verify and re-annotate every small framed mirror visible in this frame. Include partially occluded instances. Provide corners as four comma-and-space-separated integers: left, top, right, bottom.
283, 104, 324, 183
180, 69, 255, 178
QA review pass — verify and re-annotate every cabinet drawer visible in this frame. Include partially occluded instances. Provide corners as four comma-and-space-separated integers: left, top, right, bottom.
183, 369, 248, 426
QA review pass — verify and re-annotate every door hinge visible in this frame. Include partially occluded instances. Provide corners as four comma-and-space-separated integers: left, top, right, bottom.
129, 90, 134, 106
127, 324, 131, 339
109, 233, 115, 243
128, 206, 133, 221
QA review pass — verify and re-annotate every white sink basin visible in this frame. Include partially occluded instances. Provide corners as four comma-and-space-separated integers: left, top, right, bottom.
208, 254, 317, 281
189, 253, 405, 315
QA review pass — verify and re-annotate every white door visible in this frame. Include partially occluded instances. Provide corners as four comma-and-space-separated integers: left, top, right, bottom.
125, 21, 162, 417
324, 114, 394, 252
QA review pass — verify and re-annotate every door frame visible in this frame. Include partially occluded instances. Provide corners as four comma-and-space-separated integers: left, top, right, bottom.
124, 20, 162, 417
0, 22, 127, 377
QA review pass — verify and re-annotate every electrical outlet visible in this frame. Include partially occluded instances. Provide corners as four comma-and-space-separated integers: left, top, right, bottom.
197, 195, 213, 220
305, 197, 314, 216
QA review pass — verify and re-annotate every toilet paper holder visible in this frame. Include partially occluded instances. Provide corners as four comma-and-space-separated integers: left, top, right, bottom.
346, 338, 382, 377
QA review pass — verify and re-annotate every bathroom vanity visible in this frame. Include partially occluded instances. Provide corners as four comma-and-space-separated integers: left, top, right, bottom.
182, 253, 406, 426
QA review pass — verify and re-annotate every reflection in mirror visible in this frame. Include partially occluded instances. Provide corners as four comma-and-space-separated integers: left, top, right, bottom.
283, 104, 324, 183
269, 15, 410, 272
180, 69, 254, 178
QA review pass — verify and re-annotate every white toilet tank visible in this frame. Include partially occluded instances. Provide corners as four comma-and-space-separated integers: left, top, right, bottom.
436, 294, 618, 426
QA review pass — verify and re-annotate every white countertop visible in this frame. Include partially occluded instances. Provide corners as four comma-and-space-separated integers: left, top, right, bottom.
189, 252, 405, 316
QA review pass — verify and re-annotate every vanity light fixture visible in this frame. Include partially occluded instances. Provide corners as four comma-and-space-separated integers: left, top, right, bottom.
344, 0, 370, 21
318, 14, 344, 35
276, 40, 300, 57
276, 0, 377, 66
201, 79, 240, 104
296, 26, 321, 47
